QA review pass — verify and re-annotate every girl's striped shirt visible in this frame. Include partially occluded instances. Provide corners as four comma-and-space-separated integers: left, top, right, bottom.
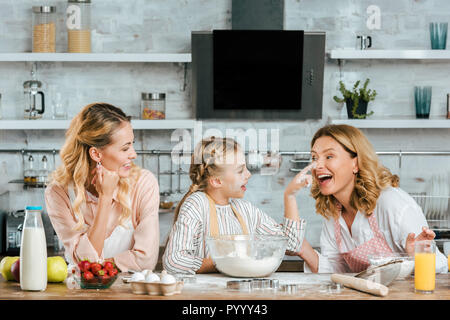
163, 191, 305, 274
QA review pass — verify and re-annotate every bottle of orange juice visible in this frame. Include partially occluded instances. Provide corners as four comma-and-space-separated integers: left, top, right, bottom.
414, 240, 436, 294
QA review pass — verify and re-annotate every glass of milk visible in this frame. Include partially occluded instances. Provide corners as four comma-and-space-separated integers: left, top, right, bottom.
20, 206, 47, 291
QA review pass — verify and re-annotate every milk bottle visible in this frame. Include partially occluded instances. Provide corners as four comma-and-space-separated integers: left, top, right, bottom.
20, 206, 47, 291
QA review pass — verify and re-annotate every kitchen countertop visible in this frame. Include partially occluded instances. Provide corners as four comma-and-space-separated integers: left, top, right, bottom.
0, 272, 448, 300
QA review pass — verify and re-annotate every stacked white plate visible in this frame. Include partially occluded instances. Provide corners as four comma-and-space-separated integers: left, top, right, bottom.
424, 173, 450, 221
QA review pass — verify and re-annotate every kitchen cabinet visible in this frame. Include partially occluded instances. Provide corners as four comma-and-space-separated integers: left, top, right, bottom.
328, 49, 450, 128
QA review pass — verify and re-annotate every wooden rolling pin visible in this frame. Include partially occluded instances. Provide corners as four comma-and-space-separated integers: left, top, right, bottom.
331, 274, 389, 297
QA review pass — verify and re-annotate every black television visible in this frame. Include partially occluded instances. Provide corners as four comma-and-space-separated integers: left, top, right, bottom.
192, 30, 325, 120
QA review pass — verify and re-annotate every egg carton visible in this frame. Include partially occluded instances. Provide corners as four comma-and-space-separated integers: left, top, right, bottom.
130, 279, 184, 296
127, 270, 184, 296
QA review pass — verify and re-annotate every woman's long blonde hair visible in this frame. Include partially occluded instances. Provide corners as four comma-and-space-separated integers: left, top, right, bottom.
49, 103, 141, 230
173, 136, 240, 223
310, 124, 399, 219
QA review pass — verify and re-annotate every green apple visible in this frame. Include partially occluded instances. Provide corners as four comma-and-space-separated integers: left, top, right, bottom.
0, 256, 19, 281
47, 256, 68, 283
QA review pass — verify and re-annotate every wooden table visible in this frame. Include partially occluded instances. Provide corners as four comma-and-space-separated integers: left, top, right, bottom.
0, 272, 448, 300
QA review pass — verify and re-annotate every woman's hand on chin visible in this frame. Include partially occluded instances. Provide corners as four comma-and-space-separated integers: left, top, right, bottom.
91, 164, 120, 198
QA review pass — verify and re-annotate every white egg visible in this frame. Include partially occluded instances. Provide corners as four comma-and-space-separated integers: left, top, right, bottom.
130, 272, 145, 282
142, 269, 151, 276
160, 270, 176, 284
145, 272, 160, 283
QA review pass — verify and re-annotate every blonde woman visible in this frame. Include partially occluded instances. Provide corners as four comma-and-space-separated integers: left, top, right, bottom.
45, 103, 160, 272
288, 124, 448, 273
162, 137, 308, 275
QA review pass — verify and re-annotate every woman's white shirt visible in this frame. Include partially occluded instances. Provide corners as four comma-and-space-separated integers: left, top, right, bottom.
304, 187, 448, 273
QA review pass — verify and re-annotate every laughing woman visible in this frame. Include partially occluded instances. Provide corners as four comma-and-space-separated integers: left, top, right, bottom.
45, 103, 160, 272
286, 124, 448, 273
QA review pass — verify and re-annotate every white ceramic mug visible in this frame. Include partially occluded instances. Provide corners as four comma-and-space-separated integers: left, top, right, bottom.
356, 35, 372, 50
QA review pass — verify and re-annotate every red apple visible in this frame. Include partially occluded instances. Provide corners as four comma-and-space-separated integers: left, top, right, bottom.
10, 259, 20, 282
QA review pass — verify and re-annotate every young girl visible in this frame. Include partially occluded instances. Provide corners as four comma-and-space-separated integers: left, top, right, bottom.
162, 137, 309, 275
289, 124, 448, 273
45, 103, 160, 272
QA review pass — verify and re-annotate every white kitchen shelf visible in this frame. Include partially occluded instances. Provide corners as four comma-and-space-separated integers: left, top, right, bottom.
330, 117, 450, 128
329, 49, 450, 60
132, 119, 197, 130
0, 119, 197, 130
0, 53, 191, 63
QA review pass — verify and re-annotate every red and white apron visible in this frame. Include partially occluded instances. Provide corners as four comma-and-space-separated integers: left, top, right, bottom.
334, 205, 393, 273
205, 193, 249, 237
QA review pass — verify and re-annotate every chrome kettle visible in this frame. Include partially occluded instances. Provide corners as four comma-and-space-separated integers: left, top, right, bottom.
23, 79, 45, 119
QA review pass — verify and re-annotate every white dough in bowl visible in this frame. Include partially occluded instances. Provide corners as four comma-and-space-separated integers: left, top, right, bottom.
214, 255, 282, 278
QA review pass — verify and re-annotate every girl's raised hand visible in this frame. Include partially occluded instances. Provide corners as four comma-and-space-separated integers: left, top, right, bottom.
285, 162, 316, 197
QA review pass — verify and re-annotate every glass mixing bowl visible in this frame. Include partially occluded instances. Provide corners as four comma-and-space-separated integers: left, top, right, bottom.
368, 252, 415, 279
74, 273, 118, 289
206, 234, 288, 278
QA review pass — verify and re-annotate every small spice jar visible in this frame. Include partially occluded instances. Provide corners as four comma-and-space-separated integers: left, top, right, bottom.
24, 154, 37, 186
141, 93, 166, 120
32, 6, 56, 52
66, 0, 91, 53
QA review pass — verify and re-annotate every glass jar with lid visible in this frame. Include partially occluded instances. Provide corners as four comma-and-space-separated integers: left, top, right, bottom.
37, 155, 49, 186
141, 93, 166, 120
66, 0, 91, 53
32, 6, 56, 52
24, 154, 37, 187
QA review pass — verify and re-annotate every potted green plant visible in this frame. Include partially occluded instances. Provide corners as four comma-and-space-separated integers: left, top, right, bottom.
333, 79, 377, 119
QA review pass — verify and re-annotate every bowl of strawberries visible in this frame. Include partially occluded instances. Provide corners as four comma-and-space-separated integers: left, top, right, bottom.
74, 260, 119, 289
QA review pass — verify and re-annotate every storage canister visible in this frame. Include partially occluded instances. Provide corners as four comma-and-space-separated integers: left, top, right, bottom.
66, 0, 91, 53
141, 93, 166, 120
32, 6, 56, 52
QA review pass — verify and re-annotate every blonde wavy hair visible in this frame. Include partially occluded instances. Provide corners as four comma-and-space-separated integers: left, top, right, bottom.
173, 136, 240, 223
310, 124, 399, 219
49, 103, 141, 230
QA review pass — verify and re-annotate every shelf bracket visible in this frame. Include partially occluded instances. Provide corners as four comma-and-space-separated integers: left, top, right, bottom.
338, 58, 346, 66
337, 59, 345, 81
181, 62, 188, 92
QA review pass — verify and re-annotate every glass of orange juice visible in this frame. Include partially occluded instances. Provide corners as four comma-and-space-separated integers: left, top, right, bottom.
414, 240, 436, 294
